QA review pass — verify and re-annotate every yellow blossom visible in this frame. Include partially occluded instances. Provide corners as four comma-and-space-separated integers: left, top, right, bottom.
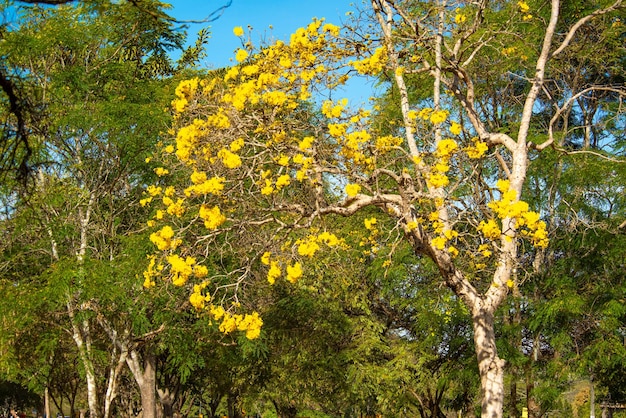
190, 170, 207, 185
286, 262, 303, 283
194, 265, 208, 278
352, 46, 387, 75
188, 177, 225, 196
275, 174, 291, 189
230, 137, 244, 152
518, 1, 530, 13
431, 236, 447, 250
218, 148, 242, 169
478, 244, 492, 258
267, 261, 281, 284
235, 48, 249, 62
435, 139, 458, 158
428, 173, 449, 188
189, 293, 205, 310
298, 239, 320, 257
299, 136, 315, 150
466, 139, 488, 159
261, 179, 274, 195
209, 305, 226, 320
450, 121, 462, 135
199, 205, 227, 230
478, 219, 501, 239
276, 154, 290, 166
233, 26, 244, 37
345, 183, 361, 197
146, 185, 162, 196
430, 110, 449, 124
167, 254, 195, 286
364, 217, 377, 230
149, 225, 179, 251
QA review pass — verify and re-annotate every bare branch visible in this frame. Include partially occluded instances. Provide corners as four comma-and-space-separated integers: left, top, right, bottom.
550, 0, 624, 59
536, 86, 626, 151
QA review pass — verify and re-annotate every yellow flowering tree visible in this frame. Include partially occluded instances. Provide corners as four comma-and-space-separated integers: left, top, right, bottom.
143, 1, 625, 416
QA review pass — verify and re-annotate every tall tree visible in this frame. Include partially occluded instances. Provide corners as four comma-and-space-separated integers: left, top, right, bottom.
143, 1, 625, 417
0, 2, 208, 418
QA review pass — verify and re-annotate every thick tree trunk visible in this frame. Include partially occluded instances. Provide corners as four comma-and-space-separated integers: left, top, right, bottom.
473, 308, 505, 418
127, 349, 158, 418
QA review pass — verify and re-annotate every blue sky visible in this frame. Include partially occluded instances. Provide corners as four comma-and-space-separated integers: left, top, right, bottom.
168, 0, 358, 68
167, 0, 378, 104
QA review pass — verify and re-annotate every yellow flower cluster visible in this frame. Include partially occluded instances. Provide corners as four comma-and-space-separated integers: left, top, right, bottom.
479, 180, 549, 247
286, 262, 303, 283
221, 19, 344, 116
450, 121, 462, 136
217, 148, 242, 169
375, 135, 403, 153
518, 1, 532, 20
199, 205, 227, 230
209, 305, 263, 340
297, 237, 321, 257
352, 46, 387, 75
477, 218, 501, 240
435, 138, 459, 159
465, 138, 489, 159
335, 129, 375, 168
322, 98, 348, 118
163, 196, 185, 217
431, 227, 460, 255
167, 254, 196, 286
143, 256, 163, 289
261, 252, 303, 284
359, 216, 382, 256
171, 77, 199, 114
189, 282, 210, 310
174, 119, 205, 163
149, 226, 181, 251
260, 232, 342, 284
430, 110, 449, 125
455, 8, 467, 24
184, 176, 225, 197
427, 139, 458, 189
345, 183, 361, 197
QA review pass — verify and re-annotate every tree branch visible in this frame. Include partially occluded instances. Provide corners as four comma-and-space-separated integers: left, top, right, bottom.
549, 0, 624, 59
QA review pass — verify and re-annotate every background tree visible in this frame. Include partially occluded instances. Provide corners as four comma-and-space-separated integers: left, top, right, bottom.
0, 2, 210, 418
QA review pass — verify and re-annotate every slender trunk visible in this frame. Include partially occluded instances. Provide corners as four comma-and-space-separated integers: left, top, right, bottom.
103, 346, 128, 418
157, 388, 175, 418
67, 299, 100, 418
472, 307, 505, 418
509, 380, 518, 418
44, 387, 51, 418
590, 378, 596, 418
